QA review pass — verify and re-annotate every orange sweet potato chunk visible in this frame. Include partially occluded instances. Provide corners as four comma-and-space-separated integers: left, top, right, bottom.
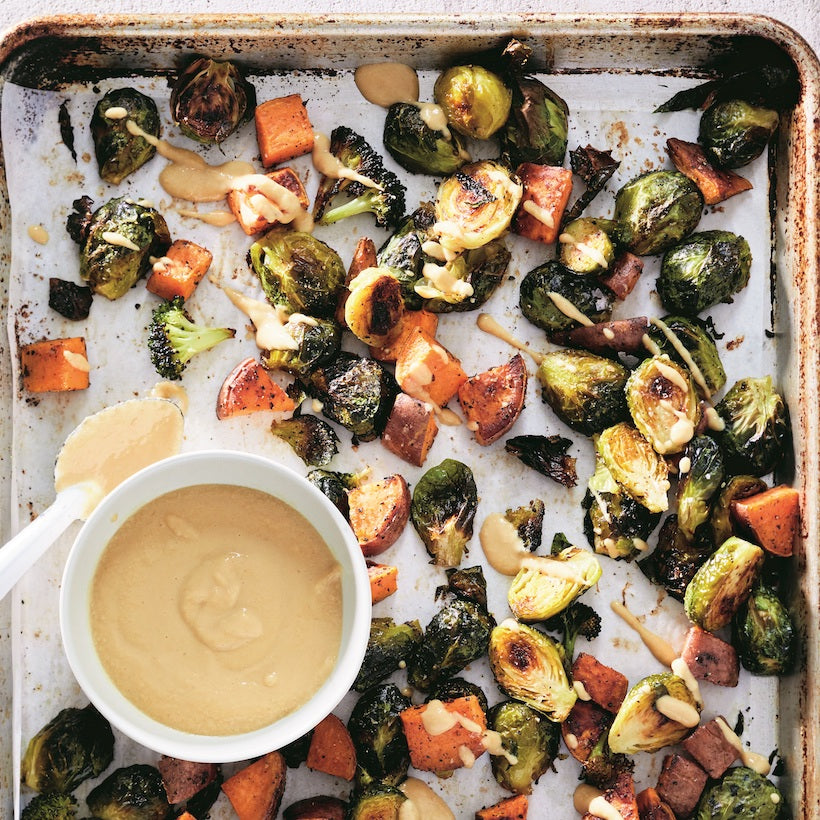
146, 239, 213, 301
21, 336, 90, 392
730, 484, 800, 557
395, 327, 467, 407
475, 794, 529, 820
221, 750, 286, 820
255, 95, 314, 168
306, 714, 357, 781
512, 163, 574, 244
226, 167, 309, 236
216, 358, 295, 419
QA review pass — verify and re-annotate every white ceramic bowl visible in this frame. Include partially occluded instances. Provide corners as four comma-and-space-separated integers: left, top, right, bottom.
60, 450, 371, 762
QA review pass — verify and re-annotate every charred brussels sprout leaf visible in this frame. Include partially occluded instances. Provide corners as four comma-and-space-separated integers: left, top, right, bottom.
501, 499, 546, 553
263, 317, 341, 377
434, 65, 512, 140
22, 704, 114, 794
710, 475, 768, 546
536, 349, 629, 437
48, 278, 93, 321
677, 435, 725, 542
438, 565, 489, 609
76, 197, 171, 300
520, 261, 615, 334
427, 678, 490, 715
716, 376, 791, 476
684, 536, 764, 632
699, 100, 779, 169
657, 230, 751, 315
86, 764, 170, 820
91, 88, 159, 184
170, 57, 255, 144
347, 783, 407, 819
411, 459, 477, 567
558, 218, 616, 275
733, 584, 795, 675
271, 415, 339, 467
348, 684, 411, 789
563, 145, 621, 225
353, 618, 423, 693
608, 673, 699, 754
505, 435, 578, 488
489, 620, 576, 722
249, 227, 345, 318
383, 102, 468, 176
696, 766, 784, 820
488, 700, 560, 794
614, 170, 704, 256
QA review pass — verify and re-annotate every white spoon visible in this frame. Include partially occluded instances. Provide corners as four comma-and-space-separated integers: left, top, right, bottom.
0, 398, 184, 600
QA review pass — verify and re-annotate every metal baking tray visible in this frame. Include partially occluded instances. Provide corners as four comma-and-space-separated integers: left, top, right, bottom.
0, 14, 817, 819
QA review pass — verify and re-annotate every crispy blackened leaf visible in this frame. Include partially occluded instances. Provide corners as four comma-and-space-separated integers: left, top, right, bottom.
65, 196, 94, 245
49, 278, 93, 320
505, 434, 578, 487
58, 100, 76, 162
563, 145, 620, 225
436, 565, 489, 609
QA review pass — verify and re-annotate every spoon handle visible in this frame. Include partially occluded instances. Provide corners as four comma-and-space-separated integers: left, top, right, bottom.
0, 483, 90, 600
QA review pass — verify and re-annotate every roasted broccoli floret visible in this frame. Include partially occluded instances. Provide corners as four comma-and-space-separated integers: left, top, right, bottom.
313, 126, 406, 228
543, 600, 603, 667
148, 296, 235, 380
582, 729, 633, 790
21, 793, 77, 820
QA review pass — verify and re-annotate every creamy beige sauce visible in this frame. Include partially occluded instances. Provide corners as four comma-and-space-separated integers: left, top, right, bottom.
610, 600, 678, 667
27, 224, 49, 244
354, 62, 420, 107
558, 232, 610, 270
602, 327, 616, 341
479, 512, 531, 575
654, 358, 691, 393
476, 313, 544, 365
458, 745, 476, 768
642, 333, 663, 357
222, 286, 298, 352
678, 456, 692, 475
671, 657, 703, 707
399, 777, 455, 820
565, 732, 579, 751
422, 699, 483, 735
416, 261, 474, 302
178, 208, 237, 227
62, 349, 90, 373
103, 105, 129, 120
588, 796, 625, 820
435, 407, 463, 427
704, 405, 726, 432
102, 230, 141, 251
520, 554, 590, 585
547, 291, 595, 327
522, 199, 556, 229
54, 398, 184, 518
651, 318, 711, 398
655, 694, 700, 727
715, 717, 771, 775
91, 483, 342, 735
573, 680, 592, 701
150, 382, 190, 415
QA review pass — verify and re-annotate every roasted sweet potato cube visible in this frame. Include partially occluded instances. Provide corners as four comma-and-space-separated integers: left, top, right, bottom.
158, 756, 219, 804
681, 718, 740, 778
655, 754, 708, 819
21, 336, 90, 393
221, 751, 286, 820
306, 714, 356, 781
283, 796, 347, 820
395, 327, 467, 407
561, 699, 613, 763
146, 239, 213, 301
381, 392, 439, 467
582, 770, 640, 820
366, 561, 399, 604
216, 358, 295, 419
475, 794, 528, 820
551, 317, 649, 356
512, 163, 574, 244
227, 167, 309, 236
667, 138, 753, 205
636, 787, 676, 820
600, 252, 644, 300
730, 484, 800, 557
370, 310, 439, 363
571, 652, 629, 713
681, 626, 739, 687
348, 474, 411, 556
255, 94, 314, 167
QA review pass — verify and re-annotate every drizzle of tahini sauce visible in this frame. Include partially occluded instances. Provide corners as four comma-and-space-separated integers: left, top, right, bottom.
479, 513, 531, 575
354, 62, 420, 107
177, 208, 237, 227
574, 785, 625, 820
150, 382, 190, 415
610, 600, 678, 667
655, 694, 700, 728
312, 132, 381, 190
27, 224, 49, 244
477, 313, 544, 365
416, 261, 473, 302
651, 318, 711, 399
714, 717, 772, 775
558, 232, 610, 270
671, 656, 703, 707
398, 777, 455, 820
103, 106, 129, 120
703, 405, 726, 432
62, 349, 90, 373
102, 231, 141, 251
547, 291, 595, 327
522, 200, 555, 229
222, 286, 307, 352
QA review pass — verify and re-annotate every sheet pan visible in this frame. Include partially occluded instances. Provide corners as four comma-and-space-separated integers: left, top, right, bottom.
0, 14, 817, 819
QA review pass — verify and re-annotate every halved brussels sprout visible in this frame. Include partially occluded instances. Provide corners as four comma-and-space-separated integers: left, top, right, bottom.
434, 161, 522, 253
348, 784, 407, 818
608, 672, 700, 754
626, 355, 700, 455
440, 565, 489, 609
263, 317, 341, 377
345, 267, 405, 347
677, 435, 725, 542
353, 618, 424, 693
709, 475, 768, 546
696, 766, 784, 819
699, 100, 779, 169
558, 218, 616, 275
597, 423, 671, 513
488, 619, 577, 722
433, 65, 512, 140
488, 700, 560, 794
270, 415, 339, 467
657, 230, 751, 316
507, 546, 602, 622
90, 88, 159, 184
684, 536, 764, 632
614, 170, 704, 256
536, 349, 629, 436
733, 583, 795, 675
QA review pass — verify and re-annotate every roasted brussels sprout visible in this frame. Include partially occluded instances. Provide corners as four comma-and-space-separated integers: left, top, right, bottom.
263, 317, 341, 377
90, 88, 159, 184
489, 619, 577, 722
657, 230, 752, 315
427, 678, 489, 715
344, 267, 405, 346
733, 584, 796, 675
715, 376, 791, 476
558, 218, 616, 275
86, 764, 170, 820
583, 453, 661, 560
709, 475, 768, 546
21, 792, 77, 820
537, 350, 629, 437
677, 435, 725, 542
348, 684, 411, 789
347, 783, 407, 819
306, 467, 364, 519
71, 197, 171, 300
22, 703, 114, 794
519, 260, 615, 334
410, 458, 477, 567
597, 423, 671, 513
383, 101, 469, 176
306, 352, 399, 442
249, 227, 345, 318
626, 355, 699, 455
508, 545, 602, 622
696, 766, 784, 819
647, 315, 726, 398
439, 564, 490, 609
406, 597, 494, 691
684, 536, 764, 632
433, 65, 512, 140
434, 160, 522, 253
608, 673, 700, 754
488, 700, 560, 794
170, 57, 255, 144
613, 170, 704, 256
699, 100, 779, 169
505, 435, 578, 488
353, 617, 423, 692
271, 415, 339, 467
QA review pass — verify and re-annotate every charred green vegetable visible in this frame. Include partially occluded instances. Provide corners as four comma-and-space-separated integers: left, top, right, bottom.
489, 620, 577, 722
505, 435, 578, 488
582, 730, 634, 791
48, 278, 93, 322
613, 170, 703, 256
696, 766, 783, 819
86, 764, 170, 820
520, 261, 615, 334
69, 196, 171, 300
438, 565, 490, 609
536, 349, 629, 436
306, 467, 364, 519
249, 227, 345, 318
677, 435, 725, 542
271, 415, 339, 467
710, 475, 768, 546
348, 684, 411, 789
563, 145, 621, 225
542, 601, 603, 670
500, 499, 546, 553
91, 88, 159, 184
657, 230, 752, 315
488, 700, 560, 794
347, 784, 407, 819
170, 57, 255, 144
684, 536, 764, 632
558, 218, 616, 275
21, 793, 77, 820
434, 65, 512, 140
715, 376, 791, 476
733, 584, 795, 675
699, 100, 779, 169
263, 317, 341, 377
22, 704, 114, 794
353, 618, 423, 692
410, 458, 477, 567
608, 673, 700, 754
427, 678, 490, 715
